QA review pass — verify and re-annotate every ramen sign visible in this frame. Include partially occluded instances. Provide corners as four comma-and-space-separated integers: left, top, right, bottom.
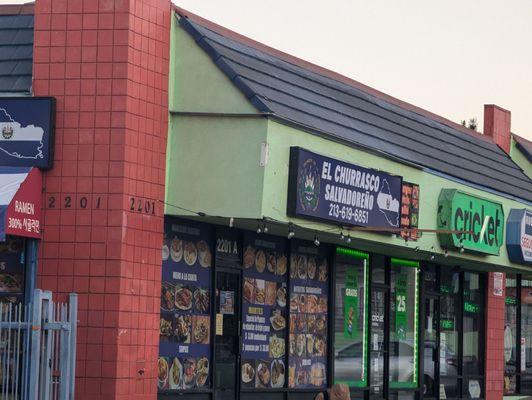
287, 147, 403, 229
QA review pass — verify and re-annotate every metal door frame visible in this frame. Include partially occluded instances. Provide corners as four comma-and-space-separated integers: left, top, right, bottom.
213, 266, 242, 400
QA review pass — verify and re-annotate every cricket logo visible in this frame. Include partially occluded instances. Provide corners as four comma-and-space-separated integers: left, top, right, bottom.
298, 158, 320, 212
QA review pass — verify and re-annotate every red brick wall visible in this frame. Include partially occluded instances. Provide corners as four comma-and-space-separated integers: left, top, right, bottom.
32, 0, 171, 398
485, 272, 505, 400
484, 105, 511, 154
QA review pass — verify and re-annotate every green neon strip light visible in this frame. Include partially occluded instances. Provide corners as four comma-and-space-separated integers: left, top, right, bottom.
362, 258, 368, 385
336, 247, 369, 260
334, 259, 369, 387
390, 267, 419, 388
413, 268, 419, 385
391, 257, 420, 268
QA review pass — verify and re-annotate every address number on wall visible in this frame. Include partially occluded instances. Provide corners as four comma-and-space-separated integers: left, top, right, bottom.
47, 195, 102, 209
129, 197, 156, 215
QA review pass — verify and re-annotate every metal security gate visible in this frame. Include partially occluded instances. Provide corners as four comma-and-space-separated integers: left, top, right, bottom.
0, 290, 77, 400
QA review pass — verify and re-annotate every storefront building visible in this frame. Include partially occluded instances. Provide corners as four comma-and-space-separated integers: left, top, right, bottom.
156, 7, 532, 400
1, 1, 531, 400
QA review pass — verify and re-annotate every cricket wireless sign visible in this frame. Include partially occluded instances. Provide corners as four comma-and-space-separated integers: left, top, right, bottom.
287, 147, 403, 229
437, 189, 504, 255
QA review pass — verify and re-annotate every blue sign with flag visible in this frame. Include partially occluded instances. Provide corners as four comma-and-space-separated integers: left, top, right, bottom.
0, 97, 55, 169
506, 208, 532, 265
287, 147, 403, 230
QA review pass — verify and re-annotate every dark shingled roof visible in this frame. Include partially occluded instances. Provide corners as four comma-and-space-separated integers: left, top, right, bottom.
0, 4, 34, 93
176, 11, 532, 203
514, 134, 532, 163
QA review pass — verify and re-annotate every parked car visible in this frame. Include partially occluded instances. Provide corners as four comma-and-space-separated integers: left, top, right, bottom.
334, 340, 459, 395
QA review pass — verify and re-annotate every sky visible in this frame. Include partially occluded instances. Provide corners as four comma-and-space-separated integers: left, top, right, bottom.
4, 0, 531, 140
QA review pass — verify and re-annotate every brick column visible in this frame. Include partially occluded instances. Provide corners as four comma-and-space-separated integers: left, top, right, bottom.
485, 272, 505, 400
32, 0, 170, 399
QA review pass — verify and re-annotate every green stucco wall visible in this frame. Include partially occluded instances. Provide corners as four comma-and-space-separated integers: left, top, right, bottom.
169, 12, 257, 114
510, 137, 532, 179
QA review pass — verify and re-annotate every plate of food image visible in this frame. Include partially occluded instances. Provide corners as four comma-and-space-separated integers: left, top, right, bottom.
170, 237, 183, 262
183, 358, 196, 389
159, 317, 173, 338
270, 311, 286, 331
307, 257, 317, 280
243, 246, 256, 269
184, 242, 198, 266
194, 288, 210, 314
297, 255, 307, 280
256, 361, 271, 388
192, 316, 210, 344
318, 261, 328, 282
265, 281, 277, 305
168, 357, 182, 389
174, 315, 191, 343
243, 278, 255, 304
267, 252, 277, 273
276, 286, 287, 307
271, 360, 285, 388
196, 357, 209, 388
175, 286, 193, 311
241, 362, 255, 384
269, 335, 285, 359
254, 280, 265, 305
197, 240, 211, 268
276, 255, 287, 276
157, 357, 169, 390
310, 362, 326, 387
160, 283, 175, 312
255, 250, 266, 273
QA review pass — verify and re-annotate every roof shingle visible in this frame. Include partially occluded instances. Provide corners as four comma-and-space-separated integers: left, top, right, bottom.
0, 11, 33, 93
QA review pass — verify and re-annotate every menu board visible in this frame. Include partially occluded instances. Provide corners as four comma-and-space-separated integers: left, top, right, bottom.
0, 236, 25, 305
398, 182, 420, 241
158, 218, 212, 392
288, 240, 328, 389
241, 233, 288, 389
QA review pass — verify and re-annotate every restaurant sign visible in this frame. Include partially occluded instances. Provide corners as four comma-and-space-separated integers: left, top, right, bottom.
0, 97, 55, 169
506, 209, 532, 264
287, 147, 403, 230
437, 189, 504, 255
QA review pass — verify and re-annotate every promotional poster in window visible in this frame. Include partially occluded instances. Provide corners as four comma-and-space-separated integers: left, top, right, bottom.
159, 219, 213, 392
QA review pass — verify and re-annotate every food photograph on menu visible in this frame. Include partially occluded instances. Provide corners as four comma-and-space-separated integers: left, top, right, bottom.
240, 233, 288, 389
158, 218, 213, 392
288, 240, 329, 389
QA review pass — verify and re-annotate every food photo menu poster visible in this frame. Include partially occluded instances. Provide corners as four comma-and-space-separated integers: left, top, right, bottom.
159, 218, 213, 392
241, 233, 288, 389
288, 240, 328, 389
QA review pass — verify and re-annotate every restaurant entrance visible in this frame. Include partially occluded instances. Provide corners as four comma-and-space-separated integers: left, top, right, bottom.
214, 268, 242, 400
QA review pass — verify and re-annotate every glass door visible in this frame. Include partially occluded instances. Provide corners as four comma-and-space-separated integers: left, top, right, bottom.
370, 287, 387, 398
424, 296, 439, 398
214, 268, 241, 400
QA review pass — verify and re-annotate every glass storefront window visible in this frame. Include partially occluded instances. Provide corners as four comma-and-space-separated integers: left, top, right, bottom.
463, 272, 484, 376
440, 271, 459, 390
333, 248, 368, 387
389, 258, 419, 388
504, 275, 517, 395
522, 278, 532, 376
